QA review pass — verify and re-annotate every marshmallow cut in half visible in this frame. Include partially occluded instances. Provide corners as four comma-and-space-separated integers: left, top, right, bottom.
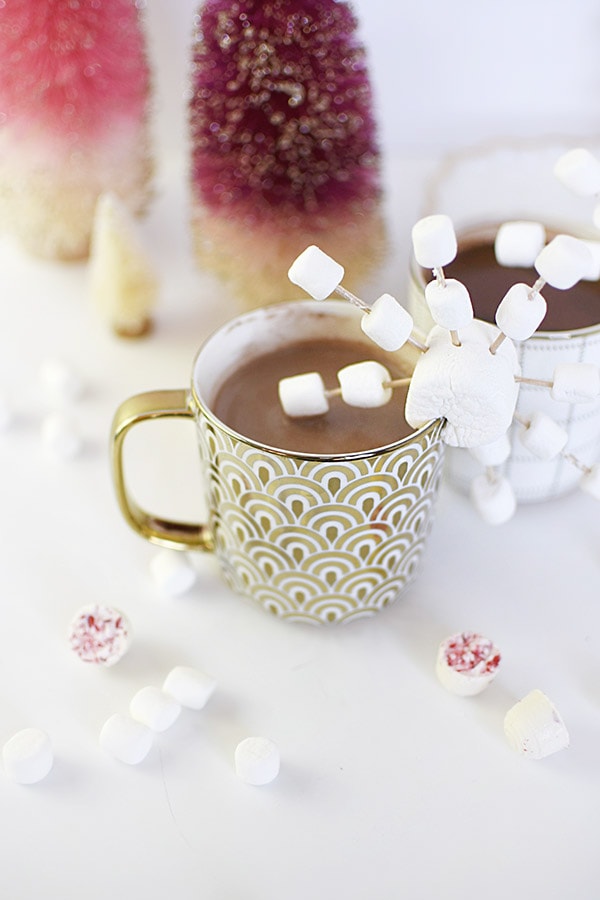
130, 686, 182, 732
337, 360, 392, 408
519, 411, 568, 460
436, 632, 501, 696
494, 221, 546, 267
534, 234, 592, 289
424, 278, 473, 331
287, 245, 344, 300
235, 736, 280, 785
470, 472, 517, 525
551, 363, 600, 403
553, 148, 600, 197
504, 689, 569, 759
495, 283, 547, 341
163, 665, 216, 710
2, 728, 54, 784
412, 214, 457, 269
361, 293, 413, 351
278, 372, 329, 418
99, 714, 154, 765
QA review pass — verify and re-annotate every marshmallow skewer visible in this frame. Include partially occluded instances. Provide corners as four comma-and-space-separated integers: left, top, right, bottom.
279, 362, 411, 418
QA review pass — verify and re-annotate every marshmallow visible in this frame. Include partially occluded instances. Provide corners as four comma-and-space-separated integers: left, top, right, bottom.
553, 147, 600, 197
278, 372, 329, 418
405, 321, 520, 448
68, 604, 131, 666
468, 432, 511, 467
470, 473, 517, 525
100, 713, 154, 765
337, 360, 392, 408
551, 363, 600, 403
534, 234, 592, 289
361, 293, 413, 351
519, 411, 568, 460
495, 283, 547, 341
580, 240, 600, 281
235, 736, 280, 785
436, 632, 501, 696
2, 728, 53, 785
494, 221, 546, 267
150, 549, 197, 597
424, 278, 473, 330
581, 464, 600, 500
163, 665, 216, 710
504, 689, 569, 759
287, 245, 344, 300
412, 215, 457, 269
39, 357, 85, 404
130, 686, 181, 732
41, 413, 83, 459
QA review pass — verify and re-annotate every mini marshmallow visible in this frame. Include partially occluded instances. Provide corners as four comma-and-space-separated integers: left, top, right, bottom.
235, 736, 280, 786
468, 432, 511, 467
504, 689, 569, 759
130, 686, 181, 732
287, 245, 344, 300
436, 632, 501, 696
412, 214, 457, 269
424, 278, 473, 330
41, 413, 83, 459
337, 360, 392, 408
551, 363, 600, 403
494, 221, 546, 267
581, 464, 600, 500
39, 357, 85, 404
100, 713, 154, 765
553, 147, 600, 197
581, 240, 600, 281
361, 293, 413, 351
2, 728, 53, 785
163, 665, 216, 710
150, 549, 197, 597
519, 411, 568, 460
278, 372, 329, 418
470, 473, 517, 525
534, 234, 592, 289
495, 283, 547, 341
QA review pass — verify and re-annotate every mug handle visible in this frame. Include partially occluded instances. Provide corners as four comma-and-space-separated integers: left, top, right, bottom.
111, 389, 215, 552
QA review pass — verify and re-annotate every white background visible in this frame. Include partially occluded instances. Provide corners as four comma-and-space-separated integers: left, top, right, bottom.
0, 2, 599, 899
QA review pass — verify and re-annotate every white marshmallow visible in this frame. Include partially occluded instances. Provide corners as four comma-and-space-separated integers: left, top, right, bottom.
100, 713, 154, 765
361, 293, 413, 351
553, 147, 600, 197
534, 234, 592, 289
287, 245, 344, 300
581, 464, 600, 500
235, 736, 280, 786
405, 321, 520, 448
495, 283, 547, 341
580, 240, 600, 281
468, 432, 511, 467
163, 665, 216, 710
39, 357, 85, 404
2, 728, 53, 784
551, 363, 600, 403
41, 413, 83, 459
337, 360, 392, 408
494, 221, 546, 267
504, 689, 569, 759
150, 549, 197, 597
470, 473, 517, 525
424, 278, 473, 330
519, 411, 568, 460
412, 215, 457, 269
278, 372, 328, 418
130, 686, 181, 732
435, 632, 501, 696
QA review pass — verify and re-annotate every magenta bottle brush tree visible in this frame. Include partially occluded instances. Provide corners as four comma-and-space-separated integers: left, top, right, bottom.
189, 0, 386, 308
0, 0, 153, 260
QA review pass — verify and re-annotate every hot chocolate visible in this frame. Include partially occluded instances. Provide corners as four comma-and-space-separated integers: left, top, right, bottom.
212, 337, 413, 454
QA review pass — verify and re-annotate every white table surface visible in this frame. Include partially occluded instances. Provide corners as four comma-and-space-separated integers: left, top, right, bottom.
0, 144, 599, 900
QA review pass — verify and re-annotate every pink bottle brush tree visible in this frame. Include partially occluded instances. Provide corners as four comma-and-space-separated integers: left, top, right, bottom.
189, 0, 386, 308
0, 0, 153, 260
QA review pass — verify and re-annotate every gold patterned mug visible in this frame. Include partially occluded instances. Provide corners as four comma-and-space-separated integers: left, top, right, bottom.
111, 300, 445, 625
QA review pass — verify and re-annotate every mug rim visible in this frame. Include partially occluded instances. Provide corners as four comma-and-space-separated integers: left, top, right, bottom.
189, 299, 445, 462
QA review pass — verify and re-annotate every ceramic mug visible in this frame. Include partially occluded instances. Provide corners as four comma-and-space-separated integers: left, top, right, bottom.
111, 300, 445, 625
